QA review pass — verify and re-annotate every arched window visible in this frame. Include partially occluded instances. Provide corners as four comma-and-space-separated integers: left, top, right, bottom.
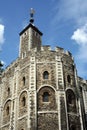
67, 90, 76, 105
43, 71, 49, 79
22, 96, 26, 106
6, 106, 9, 115
67, 75, 71, 83
66, 89, 77, 112
23, 77, 26, 86
43, 92, 49, 102
67, 93, 73, 104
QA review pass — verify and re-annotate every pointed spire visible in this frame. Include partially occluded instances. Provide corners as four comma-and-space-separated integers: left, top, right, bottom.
30, 8, 35, 24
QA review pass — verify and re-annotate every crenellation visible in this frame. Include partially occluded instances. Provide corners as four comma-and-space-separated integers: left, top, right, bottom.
55, 46, 64, 53
41, 45, 51, 51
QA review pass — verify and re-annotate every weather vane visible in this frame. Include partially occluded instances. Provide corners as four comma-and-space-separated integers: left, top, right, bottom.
30, 8, 35, 24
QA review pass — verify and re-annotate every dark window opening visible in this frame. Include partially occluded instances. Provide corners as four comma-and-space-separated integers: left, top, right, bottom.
70, 125, 76, 130
23, 77, 26, 86
66, 90, 77, 112
67, 94, 73, 104
22, 96, 26, 106
6, 106, 9, 115
67, 75, 71, 83
43, 92, 49, 102
7, 87, 10, 96
43, 71, 49, 79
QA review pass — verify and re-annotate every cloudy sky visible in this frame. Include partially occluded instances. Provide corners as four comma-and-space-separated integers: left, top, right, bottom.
0, 0, 87, 79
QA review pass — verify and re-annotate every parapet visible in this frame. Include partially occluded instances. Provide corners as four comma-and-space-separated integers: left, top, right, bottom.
55, 46, 64, 53
40, 45, 73, 59
41, 45, 51, 51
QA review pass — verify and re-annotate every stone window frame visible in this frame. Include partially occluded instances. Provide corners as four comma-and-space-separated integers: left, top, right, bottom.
22, 76, 26, 86
22, 30, 28, 38
6, 106, 9, 115
22, 52, 26, 59
38, 86, 56, 104
19, 91, 27, 108
3, 99, 11, 117
66, 89, 76, 106
43, 71, 49, 79
41, 66, 51, 81
22, 96, 26, 107
7, 87, 10, 96
42, 91, 50, 102
66, 89, 77, 113
67, 74, 71, 84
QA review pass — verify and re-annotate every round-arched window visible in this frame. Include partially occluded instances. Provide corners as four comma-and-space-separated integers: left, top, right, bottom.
43, 71, 49, 79
43, 92, 49, 102
66, 89, 77, 112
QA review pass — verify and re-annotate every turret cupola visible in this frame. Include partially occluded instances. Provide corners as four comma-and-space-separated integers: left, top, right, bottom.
19, 8, 43, 58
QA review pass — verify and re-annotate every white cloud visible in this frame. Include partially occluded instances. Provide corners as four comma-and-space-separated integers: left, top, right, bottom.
71, 24, 87, 46
0, 24, 5, 49
51, 0, 87, 26
51, 0, 87, 78
71, 24, 87, 61
71, 24, 87, 78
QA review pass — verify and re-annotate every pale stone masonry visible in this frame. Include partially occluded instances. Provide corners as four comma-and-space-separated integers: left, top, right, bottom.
0, 13, 87, 130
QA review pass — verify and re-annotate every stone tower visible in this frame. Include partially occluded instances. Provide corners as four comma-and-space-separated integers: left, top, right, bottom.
0, 9, 87, 130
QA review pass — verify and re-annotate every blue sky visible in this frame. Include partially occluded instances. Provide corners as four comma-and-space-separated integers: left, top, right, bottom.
0, 0, 87, 79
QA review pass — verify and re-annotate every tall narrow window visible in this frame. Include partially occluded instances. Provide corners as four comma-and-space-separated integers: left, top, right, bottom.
6, 106, 9, 115
66, 89, 77, 112
43, 92, 49, 102
67, 75, 71, 83
67, 94, 73, 104
7, 87, 10, 96
23, 77, 25, 86
22, 96, 26, 106
43, 71, 49, 79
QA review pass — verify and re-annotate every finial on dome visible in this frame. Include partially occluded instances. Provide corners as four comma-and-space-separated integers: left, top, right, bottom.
30, 8, 35, 24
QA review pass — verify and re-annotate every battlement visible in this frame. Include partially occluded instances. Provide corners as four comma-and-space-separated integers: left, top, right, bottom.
55, 46, 64, 53
40, 45, 73, 59
41, 45, 51, 51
